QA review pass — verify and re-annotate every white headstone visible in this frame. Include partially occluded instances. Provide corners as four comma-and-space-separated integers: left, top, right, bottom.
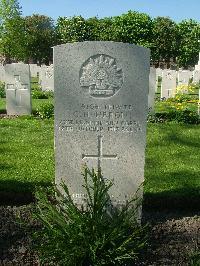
193, 70, 200, 84
29, 64, 41, 77
178, 70, 192, 86
40, 65, 54, 91
5, 63, 31, 115
195, 52, 200, 70
161, 69, 177, 99
0, 65, 5, 82
54, 41, 150, 218
155, 68, 162, 93
148, 67, 156, 112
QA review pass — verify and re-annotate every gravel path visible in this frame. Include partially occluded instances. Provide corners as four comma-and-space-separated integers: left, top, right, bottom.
0, 205, 199, 265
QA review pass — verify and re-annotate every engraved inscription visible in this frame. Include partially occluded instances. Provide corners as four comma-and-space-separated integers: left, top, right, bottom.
82, 135, 117, 168
80, 54, 123, 98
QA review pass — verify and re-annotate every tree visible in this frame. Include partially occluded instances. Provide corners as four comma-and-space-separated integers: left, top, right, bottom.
112, 11, 153, 47
0, 0, 25, 62
151, 17, 178, 64
177, 19, 200, 67
56, 15, 91, 43
24, 14, 56, 63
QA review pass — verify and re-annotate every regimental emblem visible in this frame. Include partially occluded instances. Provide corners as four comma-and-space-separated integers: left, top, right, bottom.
80, 54, 123, 98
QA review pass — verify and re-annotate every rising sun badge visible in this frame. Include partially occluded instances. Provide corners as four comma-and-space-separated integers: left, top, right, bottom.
80, 54, 123, 98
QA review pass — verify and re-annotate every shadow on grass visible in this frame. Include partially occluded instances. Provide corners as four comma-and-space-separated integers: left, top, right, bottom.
0, 109, 6, 114
0, 180, 52, 206
143, 189, 200, 211
144, 167, 200, 211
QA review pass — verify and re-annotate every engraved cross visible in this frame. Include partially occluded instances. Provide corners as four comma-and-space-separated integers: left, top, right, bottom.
7, 75, 28, 107
82, 135, 117, 169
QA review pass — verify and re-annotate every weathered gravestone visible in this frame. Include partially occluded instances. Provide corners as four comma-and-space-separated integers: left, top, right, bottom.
54, 41, 150, 215
0, 65, 5, 82
193, 70, 200, 84
177, 70, 192, 86
195, 52, 200, 71
29, 64, 41, 77
40, 65, 54, 91
155, 68, 162, 93
161, 69, 177, 99
148, 67, 156, 112
5, 63, 31, 115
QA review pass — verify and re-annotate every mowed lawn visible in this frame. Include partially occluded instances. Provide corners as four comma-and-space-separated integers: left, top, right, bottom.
0, 115, 199, 202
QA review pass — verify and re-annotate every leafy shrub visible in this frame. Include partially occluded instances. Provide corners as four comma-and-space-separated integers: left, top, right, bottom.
32, 88, 48, 99
0, 81, 6, 98
189, 251, 200, 266
172, 94, 198, 103
148, 109, 200, 124
33, 167, 148, 266
37, 102, 54, 119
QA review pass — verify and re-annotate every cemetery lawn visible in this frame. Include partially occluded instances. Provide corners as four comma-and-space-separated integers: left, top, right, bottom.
144, 122, 200, 208
0, 117, 54, 193
0, 117, 199, 207
0, 98, 53, 114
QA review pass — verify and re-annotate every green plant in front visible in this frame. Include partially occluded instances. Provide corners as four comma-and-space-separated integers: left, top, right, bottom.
0, 81, 6, 98
37, 102, 54, 119
33, 167, 147, 266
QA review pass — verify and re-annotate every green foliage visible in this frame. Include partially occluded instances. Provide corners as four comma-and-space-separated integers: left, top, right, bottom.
148, 109, 200, 124
57, 15, 92, 43
37, 102, 54, 119
177, 20, 200, 67
24, 14, 56, 63
112, 11, 153, 47
32, 89, 48, 99
0, 0, 25, 62
33, 167, 147, 266
152, 17, 178, 62
189, 251, 200, 266
0, 81, 5, 98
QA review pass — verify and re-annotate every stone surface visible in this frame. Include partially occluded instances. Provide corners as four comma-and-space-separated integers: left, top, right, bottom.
0, 65, 5, 82
193, 70, 200, 83
148, 67, 156, 113
5, 63, 31, 115
29, 64, 41, 77
161, 69, 177, 99
155, 68, 162, 93
40, 65, 54, 91
54, 41, 150, 211
177, 70, 192, 86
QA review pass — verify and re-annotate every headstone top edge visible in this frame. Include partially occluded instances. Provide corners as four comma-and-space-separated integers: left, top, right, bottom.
53, 41, 150, 52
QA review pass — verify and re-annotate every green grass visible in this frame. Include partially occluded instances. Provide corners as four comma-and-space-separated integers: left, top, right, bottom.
0, 98, 53, 114
0, 117, 54, 192
0, 117, 199, 204
144, 122, 200, 208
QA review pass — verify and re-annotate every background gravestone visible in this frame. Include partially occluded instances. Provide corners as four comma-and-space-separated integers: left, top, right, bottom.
40, 64, 54, 91
29, 64, 41, 78
177, 70, 192, 86
161, 69, 177, 99
54, 41, 150, 214
0, 65, 5, 82
193, 70, 200, 84
148, 67, 156, 113
5, 63, 31, 115
155, 68, 162, 93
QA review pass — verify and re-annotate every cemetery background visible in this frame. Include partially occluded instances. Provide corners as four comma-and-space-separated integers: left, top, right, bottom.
0, 1, 200, 265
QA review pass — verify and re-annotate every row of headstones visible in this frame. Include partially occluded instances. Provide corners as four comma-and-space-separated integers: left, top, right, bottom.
3, 63, 200, 116
148, 67, 200, 112
0, 63, 54, 92
154, 68, 200, 98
